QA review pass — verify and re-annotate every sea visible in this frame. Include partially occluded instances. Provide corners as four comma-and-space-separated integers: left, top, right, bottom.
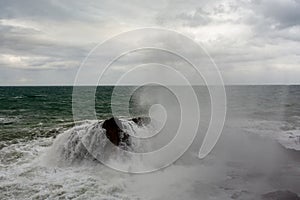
0, 86, 299, 200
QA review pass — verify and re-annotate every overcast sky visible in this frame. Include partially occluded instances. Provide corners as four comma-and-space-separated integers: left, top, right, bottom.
0, 0, 300, 85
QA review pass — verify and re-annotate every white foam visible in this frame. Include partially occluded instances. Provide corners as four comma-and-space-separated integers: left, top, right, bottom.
0, 117, 18, 124
277, 130, 300, 151
0, 130, 139, 199
2, 117, 300, 199
239, 119, 300, 151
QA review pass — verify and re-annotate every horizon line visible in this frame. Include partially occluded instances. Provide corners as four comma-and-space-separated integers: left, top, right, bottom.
0, 84, 300, 87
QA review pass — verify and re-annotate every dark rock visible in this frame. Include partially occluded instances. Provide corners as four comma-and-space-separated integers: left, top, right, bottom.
262, 190, 300, 200
131, 116, 151, 127
102, 117, 130, 147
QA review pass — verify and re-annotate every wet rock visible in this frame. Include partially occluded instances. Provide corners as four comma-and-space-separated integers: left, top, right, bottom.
102, 117, 130, 147
131, 116, 151, 127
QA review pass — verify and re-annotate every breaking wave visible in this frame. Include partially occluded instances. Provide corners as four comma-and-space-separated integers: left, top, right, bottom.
43, 118, 156, 167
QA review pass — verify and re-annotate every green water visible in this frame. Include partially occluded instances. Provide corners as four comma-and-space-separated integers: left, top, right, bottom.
1, 85, 300, 143
0, 86, 143, 142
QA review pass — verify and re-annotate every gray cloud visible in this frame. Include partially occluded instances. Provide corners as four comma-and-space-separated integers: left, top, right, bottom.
250, 0, 300, 29
0, 0, 299, 85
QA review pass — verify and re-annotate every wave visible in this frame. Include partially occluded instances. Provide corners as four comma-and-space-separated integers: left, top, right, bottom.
277, 130, 300, 151
0, 117, 18, 125
9, 94, 47, 99
0, 136, 139, 200
242, 119, 300, 151
24, 94, 47, 98
12, 96, 24, 99
2, 116, 300, 199
44, 117, 154, 166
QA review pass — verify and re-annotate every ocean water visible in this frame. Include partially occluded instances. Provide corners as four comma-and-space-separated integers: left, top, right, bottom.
0, 86, 300, 199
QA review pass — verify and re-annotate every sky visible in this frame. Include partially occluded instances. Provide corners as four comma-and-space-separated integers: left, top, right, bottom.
0, 0, 300, 85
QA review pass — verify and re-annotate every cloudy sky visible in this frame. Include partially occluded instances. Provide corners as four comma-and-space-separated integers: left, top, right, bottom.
0, 0, 300, 85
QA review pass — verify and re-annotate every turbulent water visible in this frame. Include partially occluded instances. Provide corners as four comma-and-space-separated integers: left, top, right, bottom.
0, 86, 300, 199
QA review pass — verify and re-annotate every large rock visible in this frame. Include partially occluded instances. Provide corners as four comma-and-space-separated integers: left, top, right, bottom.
262, 191, 300, 200
131, 116, 151, 127
102, 117, 130, 147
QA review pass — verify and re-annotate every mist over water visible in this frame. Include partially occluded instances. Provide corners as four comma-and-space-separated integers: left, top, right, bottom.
0, 86, 300, 199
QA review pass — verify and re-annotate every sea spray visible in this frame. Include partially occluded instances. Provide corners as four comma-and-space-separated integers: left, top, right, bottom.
43, 118, 157, 167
